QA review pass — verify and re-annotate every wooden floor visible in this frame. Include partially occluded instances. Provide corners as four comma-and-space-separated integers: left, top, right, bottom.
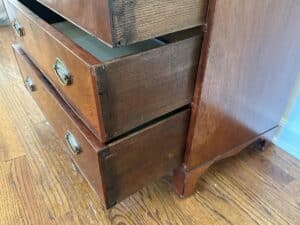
0, 27, 299, 225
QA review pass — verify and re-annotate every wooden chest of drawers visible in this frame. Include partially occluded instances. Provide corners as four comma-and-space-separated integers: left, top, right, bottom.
5, 0, 300, 208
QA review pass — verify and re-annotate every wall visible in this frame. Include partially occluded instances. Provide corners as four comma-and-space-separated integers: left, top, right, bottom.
275, 74, 300, 159
0, 0, 9, 25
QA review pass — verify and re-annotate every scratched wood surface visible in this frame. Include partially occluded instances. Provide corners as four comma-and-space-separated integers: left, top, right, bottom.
0, 27, 300, 225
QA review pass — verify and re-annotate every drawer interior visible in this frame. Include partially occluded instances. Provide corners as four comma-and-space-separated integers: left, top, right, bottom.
52, 22, 165, 62
19, 0, 201, 62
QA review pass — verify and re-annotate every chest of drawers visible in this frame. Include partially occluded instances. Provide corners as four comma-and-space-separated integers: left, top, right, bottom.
5, 0, 300, 208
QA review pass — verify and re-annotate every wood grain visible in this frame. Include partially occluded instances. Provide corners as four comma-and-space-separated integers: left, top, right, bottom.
111, 0, 208, 45
5, 0, 202, 142
13, 44, 191, 208
5, 0, 106, 141
0, 156, 52, 225
181, 0, 300, 178
35, 0, 208, 46
1, 15, 300, 225
97, 35, 201, 139
36, 0, 113, 45
0, 91, 26, 162
0, 26, 19, 87
104, 109, 190, 205
0, 28, 27, 162
13, 44, 107, 203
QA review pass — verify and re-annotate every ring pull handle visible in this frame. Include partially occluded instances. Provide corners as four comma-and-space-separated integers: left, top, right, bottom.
65, 131, 81, 155
25, 77, 35, 92
12, 19, 24, 37
53, 58, 72, 86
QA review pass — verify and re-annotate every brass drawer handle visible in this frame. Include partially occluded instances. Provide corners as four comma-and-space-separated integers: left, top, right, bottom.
12, 19, 24, 37
24, 77, 35, 92
65, 131, 81, 155
53, 58, 72, 86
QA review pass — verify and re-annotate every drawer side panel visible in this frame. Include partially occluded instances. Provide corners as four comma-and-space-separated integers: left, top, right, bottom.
101, 109, 191, 205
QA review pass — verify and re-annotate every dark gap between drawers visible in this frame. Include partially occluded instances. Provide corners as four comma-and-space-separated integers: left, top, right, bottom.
36, 61, 191, 145
18, 0, 63, 23
105, 105, 191, 145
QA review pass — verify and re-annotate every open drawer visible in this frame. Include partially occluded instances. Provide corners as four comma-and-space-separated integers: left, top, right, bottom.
5, 0, 201, 143
35, 0, 208, 46
13, 44, 190, 208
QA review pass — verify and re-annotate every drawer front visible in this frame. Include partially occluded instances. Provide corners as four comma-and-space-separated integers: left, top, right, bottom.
36, 0, 208, 46
12, 45, 107, 202
5, 0, 105, 141
13, 45, 191, 208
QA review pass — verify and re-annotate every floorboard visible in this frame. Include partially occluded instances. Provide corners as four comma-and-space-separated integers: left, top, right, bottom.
0, 26, 299, 225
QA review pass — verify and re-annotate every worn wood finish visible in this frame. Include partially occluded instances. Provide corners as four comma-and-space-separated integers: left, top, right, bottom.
0, 27, 28, 163
174, 137, 272, 197
174, 0, 300, 196
5, 0, 201, 142
96, 36, 200, 138
110, 0, 208, 46
103, 108, 190, 206
5, 0, 105, 141
0, 156, 52, 225
13, 44, 190, 208
1, 28, 300, 223
36, 0, 208, 46
173, 162, 211, 198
